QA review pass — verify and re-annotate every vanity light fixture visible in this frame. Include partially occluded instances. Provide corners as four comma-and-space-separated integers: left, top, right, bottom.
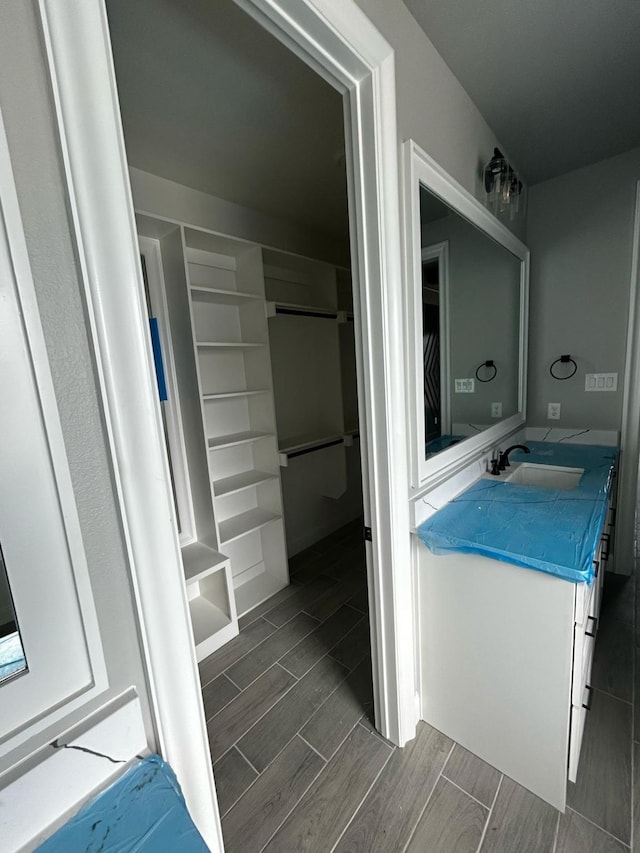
475, 359, 497, 382
550, 354, 578, 380
483, 148, 523, 220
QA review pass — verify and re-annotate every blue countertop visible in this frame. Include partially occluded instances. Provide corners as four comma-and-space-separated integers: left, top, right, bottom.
35, 755, 208, 852
417, 442, 618, 584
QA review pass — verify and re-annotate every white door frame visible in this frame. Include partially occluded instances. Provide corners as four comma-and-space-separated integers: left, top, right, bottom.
37, 0, 415, 846
618, 180, 640, 575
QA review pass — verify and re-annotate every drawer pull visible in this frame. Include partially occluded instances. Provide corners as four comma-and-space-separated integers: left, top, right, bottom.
609, 506, 617, 528
582, 684, 593, 711
592, 559, 599, 579
585, 616, 598, 637
600, 533, 610, 562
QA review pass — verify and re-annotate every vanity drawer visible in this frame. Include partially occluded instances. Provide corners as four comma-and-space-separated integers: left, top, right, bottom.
574, 530, 607, 628
568, 683, 593, 783
575, 554, 600, 628
574, 572, 596, 628
571, 617, 596, 707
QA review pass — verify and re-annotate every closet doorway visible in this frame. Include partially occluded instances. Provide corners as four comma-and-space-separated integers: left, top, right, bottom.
41, 0, 414, 839
106, 0, 373, 790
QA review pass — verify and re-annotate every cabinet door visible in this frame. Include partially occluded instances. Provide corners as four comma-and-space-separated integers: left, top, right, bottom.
568, 684, 593, 782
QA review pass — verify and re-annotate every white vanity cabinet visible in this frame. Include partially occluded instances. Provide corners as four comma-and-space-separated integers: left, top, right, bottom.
416, 494, 614, 812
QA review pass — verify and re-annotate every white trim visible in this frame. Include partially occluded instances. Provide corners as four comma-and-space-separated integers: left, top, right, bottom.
618, 180, 640, 576
37, 3, 223, 849
403, 140, 529, 494
421, 241, 451, 434
222, 0, 417, 746
0, 104, 107, 757
37, 0, 416, 846
1, 693, 147, 853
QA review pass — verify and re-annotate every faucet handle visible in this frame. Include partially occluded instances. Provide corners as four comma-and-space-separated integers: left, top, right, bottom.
489, 455, 501, 476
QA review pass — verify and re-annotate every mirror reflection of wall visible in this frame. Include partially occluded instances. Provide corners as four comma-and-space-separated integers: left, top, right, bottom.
420, 185, 521, 460
0, 545, 27, 684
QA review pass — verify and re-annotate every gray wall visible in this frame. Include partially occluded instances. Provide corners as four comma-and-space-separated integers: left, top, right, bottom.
0, 1, 154, 759
354, 0, 527, 241
526, 147, 640, 429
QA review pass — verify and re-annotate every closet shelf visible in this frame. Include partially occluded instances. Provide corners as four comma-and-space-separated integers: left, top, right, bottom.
181, 540, 228, 584
190, 285, 261, 305
266, 301, 339, 320
218, 508, 281, 545
279, 432, 345, 457
234, 572, 288, 617
196, 341, 264, 350
189, 596, 233, 647
202, 389, 269, 401
213, 470, 277, 497
207, 430, 274, 450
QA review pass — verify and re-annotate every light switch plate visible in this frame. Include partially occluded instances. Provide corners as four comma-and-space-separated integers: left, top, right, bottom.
585, 372, 618, 391
455, 378, 475, 393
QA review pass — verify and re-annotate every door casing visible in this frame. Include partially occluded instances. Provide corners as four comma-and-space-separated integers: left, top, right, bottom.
38, 0, 416, 847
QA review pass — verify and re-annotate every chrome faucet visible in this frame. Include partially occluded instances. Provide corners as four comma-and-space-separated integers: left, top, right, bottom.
498, 444, 531, 470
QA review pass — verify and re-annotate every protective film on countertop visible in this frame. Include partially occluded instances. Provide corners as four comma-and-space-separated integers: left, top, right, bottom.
35, 754, 209, 852
417, 442, 618, 584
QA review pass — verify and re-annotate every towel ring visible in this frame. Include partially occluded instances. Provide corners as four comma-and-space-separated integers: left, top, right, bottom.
550, 355, 577, 380
475, 360, 497, 383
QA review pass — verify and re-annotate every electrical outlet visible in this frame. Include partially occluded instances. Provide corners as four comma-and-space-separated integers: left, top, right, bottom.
491, 402, 502, 418
547, 402, 561, 420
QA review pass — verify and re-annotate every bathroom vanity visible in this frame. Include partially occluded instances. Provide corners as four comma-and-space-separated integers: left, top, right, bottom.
415, 442, 618, 811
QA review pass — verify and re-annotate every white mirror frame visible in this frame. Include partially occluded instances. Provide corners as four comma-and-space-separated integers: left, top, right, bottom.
402, 139, 529, 492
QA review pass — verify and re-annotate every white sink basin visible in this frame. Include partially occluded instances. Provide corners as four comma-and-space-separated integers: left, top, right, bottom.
505, 463, 584, 491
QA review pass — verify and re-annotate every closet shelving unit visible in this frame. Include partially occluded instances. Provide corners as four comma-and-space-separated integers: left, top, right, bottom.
264, 251, 359, 466
136, 214, 237, 660
184, 231, 288, 621
135, 211, 359, 655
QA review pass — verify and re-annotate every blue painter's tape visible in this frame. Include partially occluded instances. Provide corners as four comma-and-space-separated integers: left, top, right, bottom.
417, 442, 619, 585
149, 317, 168, 402
35, 755, 209, 852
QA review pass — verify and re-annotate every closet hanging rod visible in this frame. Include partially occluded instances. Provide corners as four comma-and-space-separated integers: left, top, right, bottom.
285, 437, 345, 460
273, 305, 338, 320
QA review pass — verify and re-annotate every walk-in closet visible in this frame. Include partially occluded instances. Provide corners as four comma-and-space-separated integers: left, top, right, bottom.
106, 0, 368, 668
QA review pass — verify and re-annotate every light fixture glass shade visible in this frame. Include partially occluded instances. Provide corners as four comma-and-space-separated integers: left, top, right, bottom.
484, 148, 523, 221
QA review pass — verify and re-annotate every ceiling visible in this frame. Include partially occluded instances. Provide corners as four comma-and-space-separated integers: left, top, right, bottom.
106, 0, 348, 243
106, 0, 640, 246
403, 0, 640, 185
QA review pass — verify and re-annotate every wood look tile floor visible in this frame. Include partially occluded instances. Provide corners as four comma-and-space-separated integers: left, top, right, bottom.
199, 521, 638, 852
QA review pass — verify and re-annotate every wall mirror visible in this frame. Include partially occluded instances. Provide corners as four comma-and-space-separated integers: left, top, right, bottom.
0, 544, 26, 684
403, 140, 529, 489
